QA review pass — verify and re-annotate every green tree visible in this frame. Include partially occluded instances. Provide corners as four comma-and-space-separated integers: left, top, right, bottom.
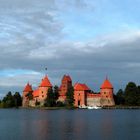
137, 86, 140, 106
116, 89, 125, 105
35, 100, 40, 106
44, 88, 55, 107
66, 86, 74, 107
2, 91, 15, 108
53, 85, 59, 101
124, 82, 138, 106
25, 92, 33, 100
56, 101, 65, 107
13, 92, 22, 107
0, 100, 2, 108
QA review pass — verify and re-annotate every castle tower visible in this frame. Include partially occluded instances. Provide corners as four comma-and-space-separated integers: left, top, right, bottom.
58, 75, 72, 102
22, 83, 33, 107
100, 77, 115, 106
74, 83, 90, 107
38, 75, 52, 103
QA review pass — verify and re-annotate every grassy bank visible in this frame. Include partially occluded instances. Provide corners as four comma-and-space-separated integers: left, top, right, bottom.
20, 106, 77, 110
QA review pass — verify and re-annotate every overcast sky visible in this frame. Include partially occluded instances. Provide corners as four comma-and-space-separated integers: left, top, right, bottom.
0, 0, 140, 96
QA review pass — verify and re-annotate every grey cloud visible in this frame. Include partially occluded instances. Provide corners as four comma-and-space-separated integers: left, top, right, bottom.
0, 0, 140, 96
1, 30, 140, 93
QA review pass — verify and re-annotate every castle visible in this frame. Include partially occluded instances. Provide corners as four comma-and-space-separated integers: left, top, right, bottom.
22, 75, 115, 107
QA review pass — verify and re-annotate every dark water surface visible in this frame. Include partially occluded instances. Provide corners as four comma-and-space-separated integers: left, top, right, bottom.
0, 109, 139, 140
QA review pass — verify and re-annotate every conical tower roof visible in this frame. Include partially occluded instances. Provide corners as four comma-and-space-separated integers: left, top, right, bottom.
23, 83, 33, 92
62, 75, 72, 82
39, 75, 52, 87
100, 78, 113, 89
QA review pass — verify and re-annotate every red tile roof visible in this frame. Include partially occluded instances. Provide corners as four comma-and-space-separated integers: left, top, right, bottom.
39, 75, 52, 87
100, 78, 113, 89
23, 83, 33, 92
74, 83, 91, 91
32, 89, 39, 97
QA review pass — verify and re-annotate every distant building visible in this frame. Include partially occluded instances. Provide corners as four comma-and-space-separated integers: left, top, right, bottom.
22, 75, 52, 107
22, 83, 33, 107
100, 78, 115, 106
74, 77, 115, 107
22, 75, 115, 107
58, 75, 72, 103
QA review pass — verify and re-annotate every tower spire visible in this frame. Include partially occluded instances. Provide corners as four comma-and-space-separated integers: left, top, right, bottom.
45, 67, 47, 76
106, 74, 110, 80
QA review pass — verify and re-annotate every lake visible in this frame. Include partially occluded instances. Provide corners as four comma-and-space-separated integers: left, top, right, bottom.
0, 109, 139, 140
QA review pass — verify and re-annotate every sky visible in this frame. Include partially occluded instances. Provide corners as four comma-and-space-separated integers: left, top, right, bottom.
0, 0, 140, 97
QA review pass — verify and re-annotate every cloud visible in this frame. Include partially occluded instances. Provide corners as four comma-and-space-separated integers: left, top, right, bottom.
1, 29, 140, 95
0, 0, 140, 96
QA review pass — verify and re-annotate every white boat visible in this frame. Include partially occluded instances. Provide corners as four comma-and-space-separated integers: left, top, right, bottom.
87, 106, 102, 109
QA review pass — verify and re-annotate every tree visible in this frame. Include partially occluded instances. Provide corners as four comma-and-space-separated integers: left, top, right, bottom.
124, 82, 138, 106
35, 100, 40, 106
44, 88, 55, 107
2, 91, 15, 108
116, 89, 125, 105
56, 101, 65, 107
137, 86, 140, 106
13, 92, 22, 107
25, 92, 33, 100
66, 86, 74, 107
53, 85, 59, 101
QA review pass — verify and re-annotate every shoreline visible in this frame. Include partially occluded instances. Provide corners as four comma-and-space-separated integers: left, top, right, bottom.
102, 106, 140, 109
16, 106, 140, 110
1, 106, 140, 110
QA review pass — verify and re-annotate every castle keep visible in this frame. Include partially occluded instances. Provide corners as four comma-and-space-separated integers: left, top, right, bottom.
22, 75, 115, 107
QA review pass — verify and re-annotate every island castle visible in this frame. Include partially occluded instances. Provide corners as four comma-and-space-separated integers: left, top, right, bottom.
22, 75, 115, 107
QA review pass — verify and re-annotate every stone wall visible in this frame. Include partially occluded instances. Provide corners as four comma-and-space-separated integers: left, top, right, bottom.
100, 98, 115, 106
87, 97, 101, 106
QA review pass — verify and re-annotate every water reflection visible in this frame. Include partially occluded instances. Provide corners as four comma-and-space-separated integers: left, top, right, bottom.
100, 111, 114, 140
0, 109, 140, 140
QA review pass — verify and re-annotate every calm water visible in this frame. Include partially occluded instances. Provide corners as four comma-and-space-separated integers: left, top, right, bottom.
0, 109, 139, 140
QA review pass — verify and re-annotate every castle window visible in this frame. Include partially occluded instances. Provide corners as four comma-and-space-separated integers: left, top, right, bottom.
42, 95, 44, 97
42, 91, 43, 94
78, 100, 80, 106
106, 96, 108, 98
104, 92, 106, 94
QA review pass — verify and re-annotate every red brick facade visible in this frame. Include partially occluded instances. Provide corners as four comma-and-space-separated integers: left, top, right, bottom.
22, 75, 52, 107
22, 75, 115, 107
58, 75, 72, 102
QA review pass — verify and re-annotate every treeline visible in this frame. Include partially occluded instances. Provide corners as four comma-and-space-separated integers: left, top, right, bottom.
114, 82, 140, 106
0, 91, 22, 108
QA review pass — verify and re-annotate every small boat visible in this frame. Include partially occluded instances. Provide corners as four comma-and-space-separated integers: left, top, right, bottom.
87, 106, 102, 109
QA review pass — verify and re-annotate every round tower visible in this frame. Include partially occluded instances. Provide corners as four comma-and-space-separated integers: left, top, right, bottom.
22, 83, 33, 107
38, 75, 52, 103
100, 77, 115, 106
